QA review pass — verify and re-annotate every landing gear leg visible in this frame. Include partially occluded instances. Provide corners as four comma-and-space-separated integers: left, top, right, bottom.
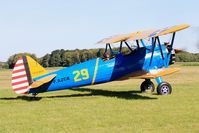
140, 79, 155, 93
155, 77, 172, 95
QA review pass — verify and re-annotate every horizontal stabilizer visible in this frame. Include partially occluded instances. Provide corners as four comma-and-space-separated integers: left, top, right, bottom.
141, 68, 180, 79
30, 74, 56, 88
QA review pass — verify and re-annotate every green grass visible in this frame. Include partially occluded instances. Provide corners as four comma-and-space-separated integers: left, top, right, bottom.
181, 62, 199, 66
0, 64, 199, 133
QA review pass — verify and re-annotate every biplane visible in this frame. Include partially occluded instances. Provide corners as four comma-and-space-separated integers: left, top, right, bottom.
11, 24, 190, 96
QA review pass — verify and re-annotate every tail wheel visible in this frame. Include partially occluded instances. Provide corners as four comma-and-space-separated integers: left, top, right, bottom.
157, 82, 172, 95
32, 93, 38, 97
140, 80, 155, 93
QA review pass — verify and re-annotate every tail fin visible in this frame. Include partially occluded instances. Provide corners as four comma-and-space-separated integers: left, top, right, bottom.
11, 56, 48, 94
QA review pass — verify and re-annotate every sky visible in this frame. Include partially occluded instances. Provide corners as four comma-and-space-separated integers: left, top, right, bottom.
0, 0, 199, 61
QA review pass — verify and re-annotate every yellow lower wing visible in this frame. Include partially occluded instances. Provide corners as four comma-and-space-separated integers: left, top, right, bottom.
140, 68, 180, 79
30, 74, 57, 88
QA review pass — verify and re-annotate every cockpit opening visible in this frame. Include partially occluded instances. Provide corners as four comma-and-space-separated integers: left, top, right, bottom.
98, 40, 141, 61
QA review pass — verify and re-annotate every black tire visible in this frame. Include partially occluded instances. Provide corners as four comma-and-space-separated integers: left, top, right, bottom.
140, 80, 155, 93
157, 82, 172, 95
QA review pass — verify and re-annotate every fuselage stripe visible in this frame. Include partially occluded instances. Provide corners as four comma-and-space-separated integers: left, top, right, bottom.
91, 58, 99, 85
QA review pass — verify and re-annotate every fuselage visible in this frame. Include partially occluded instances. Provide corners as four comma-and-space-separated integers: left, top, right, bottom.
29, 44, 169, 94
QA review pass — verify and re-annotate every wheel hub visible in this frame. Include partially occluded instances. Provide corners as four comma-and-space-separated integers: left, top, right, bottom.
161, 85, 169, 94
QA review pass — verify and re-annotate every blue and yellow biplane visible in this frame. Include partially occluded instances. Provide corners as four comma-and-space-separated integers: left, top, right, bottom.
11, 24, 190, 96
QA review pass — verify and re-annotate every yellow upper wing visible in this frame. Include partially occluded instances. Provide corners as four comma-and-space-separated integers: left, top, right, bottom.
97, 33, 133, 44
152, 24, 190, 37
97, 24, 190, 44
126, 29, 156, 41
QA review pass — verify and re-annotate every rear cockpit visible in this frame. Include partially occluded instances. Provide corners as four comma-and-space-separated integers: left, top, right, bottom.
99, 40, 141, 61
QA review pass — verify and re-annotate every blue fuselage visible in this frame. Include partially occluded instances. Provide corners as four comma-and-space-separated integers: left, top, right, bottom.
30, 45, 169, 94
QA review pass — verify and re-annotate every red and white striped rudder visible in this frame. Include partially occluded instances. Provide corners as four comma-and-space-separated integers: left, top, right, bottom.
11, 57, 30, 94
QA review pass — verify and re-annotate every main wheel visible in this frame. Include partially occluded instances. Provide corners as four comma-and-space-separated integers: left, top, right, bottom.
157, 82, 172, 95
140, 80, 155, 93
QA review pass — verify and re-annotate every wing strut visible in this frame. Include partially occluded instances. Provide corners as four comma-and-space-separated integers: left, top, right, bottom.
119, 41, 123, 52
104, 43, 114, 55
124, 41, 133, 52
170, 32, 176, 52
108, 43, 113, 54
166, 32, 176, 66
157, 37, 164, 60
136, 40, 140, 48
149, 37, 156, 66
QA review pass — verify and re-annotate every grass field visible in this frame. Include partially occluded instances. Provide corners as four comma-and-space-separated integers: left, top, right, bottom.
0, 63, 199, 133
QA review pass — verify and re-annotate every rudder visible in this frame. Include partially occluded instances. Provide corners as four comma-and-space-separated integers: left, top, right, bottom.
11, 56, 48, 94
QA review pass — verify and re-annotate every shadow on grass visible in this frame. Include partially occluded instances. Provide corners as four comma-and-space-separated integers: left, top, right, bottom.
0, 96, 42, 101
0, 88, 157, 101
68, 88, 157, 100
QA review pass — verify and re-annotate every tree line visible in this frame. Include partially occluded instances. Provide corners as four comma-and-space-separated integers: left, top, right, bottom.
6, 49, 104, 69
175, 51, 199, 62
2, 48, 199, 69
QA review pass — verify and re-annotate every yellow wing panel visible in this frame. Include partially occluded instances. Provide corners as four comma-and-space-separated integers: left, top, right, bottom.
30, 74, 57, 88
153, 24, 190, 37
127, 29, 156, 41
97, 24, 190, 44
97, 33, 133, 44
140, 68, 180, 79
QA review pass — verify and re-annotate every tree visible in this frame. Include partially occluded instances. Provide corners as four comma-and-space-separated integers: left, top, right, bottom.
49, 50, 62, 67
40, 54, 50, 67
7, 53, 37, 69
96, 48, 104, 58
71, 50, 80, 64
176, 51, 199, 62
80, 50, 95, 62
61, 52, 73, 67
